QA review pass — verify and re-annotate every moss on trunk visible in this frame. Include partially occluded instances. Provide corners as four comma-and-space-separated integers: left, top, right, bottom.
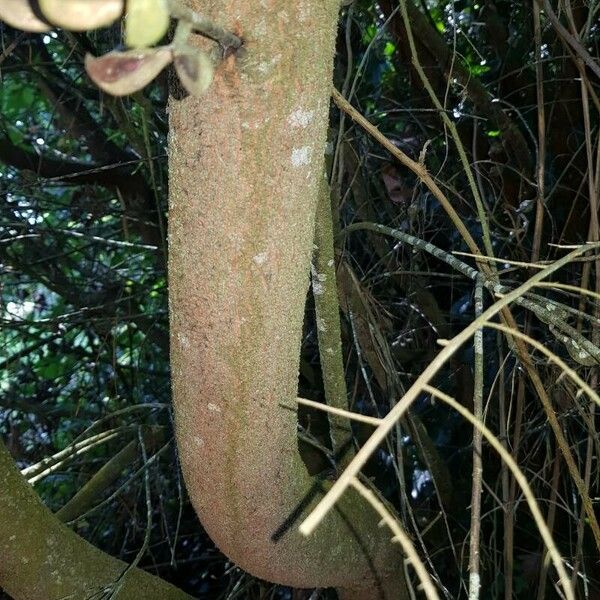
0, 441, 192, 600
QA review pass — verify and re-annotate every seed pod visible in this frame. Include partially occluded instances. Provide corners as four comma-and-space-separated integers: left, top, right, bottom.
85, 48, 172, 96
125, 0, 170, 48
38, 0, 123, 31
174, 48, 214, 97
0, 0, 51, 32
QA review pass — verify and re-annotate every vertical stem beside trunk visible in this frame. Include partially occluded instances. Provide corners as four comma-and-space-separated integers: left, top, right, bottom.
313, 178, 355, 470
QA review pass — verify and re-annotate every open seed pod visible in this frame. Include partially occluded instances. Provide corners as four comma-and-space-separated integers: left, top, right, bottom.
0, 0, 51, 32
38, 0, 123, 31
85, 47, 172, 96
173, 47, 215, 97
125, 0, 170, 49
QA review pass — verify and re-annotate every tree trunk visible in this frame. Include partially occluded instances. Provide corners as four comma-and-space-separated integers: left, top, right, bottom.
168, 1, 409, 596
0, 441, 192, 600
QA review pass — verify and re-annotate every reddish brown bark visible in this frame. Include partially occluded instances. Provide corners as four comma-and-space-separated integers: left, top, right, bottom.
168, 1, 408, 596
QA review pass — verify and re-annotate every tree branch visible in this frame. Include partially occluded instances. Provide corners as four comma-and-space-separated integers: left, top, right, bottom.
0, 439, 193, 600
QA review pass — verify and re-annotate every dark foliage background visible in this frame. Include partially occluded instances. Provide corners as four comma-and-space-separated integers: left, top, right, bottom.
1, 1, 599, 598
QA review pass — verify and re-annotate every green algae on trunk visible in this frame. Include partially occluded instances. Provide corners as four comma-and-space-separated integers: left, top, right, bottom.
0, 441, 192, 600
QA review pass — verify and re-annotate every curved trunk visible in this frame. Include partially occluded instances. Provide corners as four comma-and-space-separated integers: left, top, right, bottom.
168, 1, 408, 596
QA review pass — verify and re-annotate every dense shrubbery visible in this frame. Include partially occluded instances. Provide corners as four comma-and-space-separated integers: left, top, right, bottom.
1, 1, 599, 597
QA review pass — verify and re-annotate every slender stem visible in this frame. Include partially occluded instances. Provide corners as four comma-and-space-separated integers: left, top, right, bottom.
55, 440, 139, 522
350, 476, 440, 600
331, 88, 481, 258
398, 0, 496, 268
535, 0, 600, 79
531, 0, 546, 263
300, 242, 600, 573
467, 280, 484, 600
343, 222, 600, 364
313, 178, 355, 469
423, 385, 575, 600
536, 456, 561, 600
106, 429, 154, 599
